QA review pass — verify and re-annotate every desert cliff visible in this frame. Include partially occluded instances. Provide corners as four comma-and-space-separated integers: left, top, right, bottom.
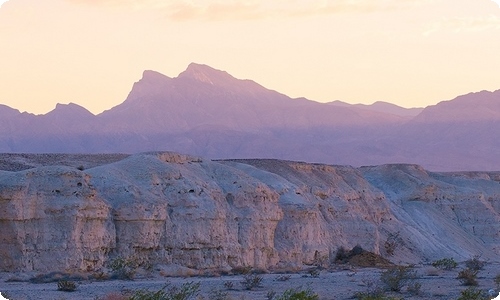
0, 152, 499, 274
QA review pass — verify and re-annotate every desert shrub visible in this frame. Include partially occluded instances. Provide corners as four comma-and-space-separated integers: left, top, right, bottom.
128, 282, 200, 300
57, 280, 77, 292
354, 291, 401, 300
275, 274, 291, 281
223, 281, 234, 290
231, 266, 252, 275
380, 266, 417, 292
335, 245, 363, 263
240, 273, 263, 290
0, 292, 13, 299
335, 246, 349, 262
406, 282, 421, 295
97, 292, 128, 300
384, 232, 400, 257
207, 288, 230, 300
269, 287, 319, 300
432, 258, 458, 270
308, 268, 320, 278
109, 257, 140, 280
457, 287, 488, 300
466, 256, 485, 271
495, 273, 500, 289
457, 268, 479, 286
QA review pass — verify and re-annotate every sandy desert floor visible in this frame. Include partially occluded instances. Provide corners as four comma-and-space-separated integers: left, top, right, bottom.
1, 263, 499, 300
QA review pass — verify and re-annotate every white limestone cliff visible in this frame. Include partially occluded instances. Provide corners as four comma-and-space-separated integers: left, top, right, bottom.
0, 152, 499, 274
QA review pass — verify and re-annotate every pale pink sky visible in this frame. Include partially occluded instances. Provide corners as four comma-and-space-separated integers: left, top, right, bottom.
0, 0, 499, 114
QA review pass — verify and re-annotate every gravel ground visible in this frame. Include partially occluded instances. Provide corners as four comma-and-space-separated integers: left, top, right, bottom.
1, 264, 499, 300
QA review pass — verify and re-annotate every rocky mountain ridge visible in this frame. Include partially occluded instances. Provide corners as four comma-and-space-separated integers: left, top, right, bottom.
1, 63, 500, 171
1, 152, 499, 274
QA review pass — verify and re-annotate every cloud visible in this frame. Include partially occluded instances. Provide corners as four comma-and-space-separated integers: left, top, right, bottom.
0, 0, 10, 8
64, 0, 434, 21
492, 0, 500, 8
424, 15, 500, 35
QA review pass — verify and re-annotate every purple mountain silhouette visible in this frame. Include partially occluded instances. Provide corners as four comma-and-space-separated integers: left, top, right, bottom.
0, 63, 499, 171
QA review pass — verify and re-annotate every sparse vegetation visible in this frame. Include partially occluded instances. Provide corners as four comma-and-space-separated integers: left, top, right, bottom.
406, 281, 422, 296
57, 280, 77, 292
354, 291, 401, 300
380, 266, 417, 292
465, 256, 485, 271
128, 282, 200, 300
432, 258, 458, 270
383, 232, 400, 257
207, 288, 230, 300
494, 273, 500, 289
457, 268, 479, 286
275, 274, 291, 281
223, 281, 234, 290
108, 256, 140, 280
240, 273, 263, 290
268, 287, 319, 300
308, 268, 320, 278
457, 287, 488, 300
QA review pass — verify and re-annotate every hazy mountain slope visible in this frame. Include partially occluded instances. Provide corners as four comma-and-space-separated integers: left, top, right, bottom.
0, 63, 499, 171
98, 63, 403, 134
412, 89, 500, 123
329, 100, 423, 118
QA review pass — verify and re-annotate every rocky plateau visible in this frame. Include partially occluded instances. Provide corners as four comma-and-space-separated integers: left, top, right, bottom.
0, 152, 499, 276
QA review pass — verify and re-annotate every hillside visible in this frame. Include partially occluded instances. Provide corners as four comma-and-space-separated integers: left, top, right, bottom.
0, 63, 499, 171
1, 152, 499, 274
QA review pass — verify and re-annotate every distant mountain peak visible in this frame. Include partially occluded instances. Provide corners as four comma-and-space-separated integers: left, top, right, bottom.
141, 70, 172, 83
178, 63, 236, 85
48, 102, 94, 117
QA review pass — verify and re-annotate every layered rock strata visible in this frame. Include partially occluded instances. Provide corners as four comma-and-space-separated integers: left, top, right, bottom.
0, 152, 499, 273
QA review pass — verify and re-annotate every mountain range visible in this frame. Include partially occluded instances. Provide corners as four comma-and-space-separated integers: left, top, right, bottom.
1, 63, 499, 171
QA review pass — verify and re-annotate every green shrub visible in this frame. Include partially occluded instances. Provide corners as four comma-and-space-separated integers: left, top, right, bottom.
380, 266, 417, 292
128, 282, 200, 300
457, 287, 488, 300
57, 280, 77, 292
432, 258, 458, 270
240, 273, 263, 290
354, 291, 401, 300
207, 288, 230, 300
109, 256, 139, 280
457, 268, 479, 286
270, 287, 319, 300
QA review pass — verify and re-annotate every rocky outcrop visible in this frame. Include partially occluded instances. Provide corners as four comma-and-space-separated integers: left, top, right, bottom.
0, 153, 499, 274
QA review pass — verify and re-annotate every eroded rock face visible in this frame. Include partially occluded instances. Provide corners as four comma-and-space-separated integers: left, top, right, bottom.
0, 153, 499, 273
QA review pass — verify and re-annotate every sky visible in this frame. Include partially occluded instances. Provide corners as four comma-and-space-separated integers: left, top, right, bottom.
0, 0, 499, 115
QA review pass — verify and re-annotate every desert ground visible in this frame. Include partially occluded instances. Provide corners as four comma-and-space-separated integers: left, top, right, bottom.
1, 262, 499, 300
